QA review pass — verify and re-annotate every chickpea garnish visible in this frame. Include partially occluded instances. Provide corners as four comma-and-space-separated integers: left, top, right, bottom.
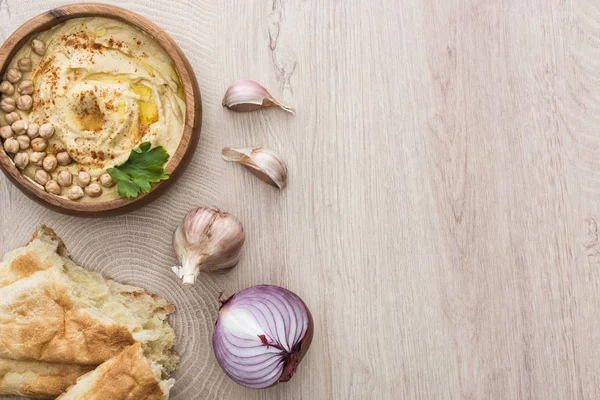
27, 123, 39, 138
56, 151, 72, 166
13, 152, 29, 169
0, 81, 14, 95
0, 98, 15, 113
11, 120, 28, 134
100, 173, 115, 188
29, 151, 46, 167
3, 138, 19, 153
16, 135, 30, 150
45, 180, 61, 195
0, 125, 13, 140
39, 123, 54, 139
57, 170, 72, 186
17, 58, 32, 72
35, 169, 50, 185
4, 111, 20, 125
17, 80, 34, 96
67, 185, 84, 200
77, 171, 91, 187
42, 154, 57, 172
6, 68, 22, 84
31, 39, 46, 56
85, 182, 102, 198
16, 95, 32, 111
31, 137, 47, 152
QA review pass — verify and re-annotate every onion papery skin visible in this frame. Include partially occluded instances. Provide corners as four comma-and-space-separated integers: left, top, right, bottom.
213, 285, 314, 389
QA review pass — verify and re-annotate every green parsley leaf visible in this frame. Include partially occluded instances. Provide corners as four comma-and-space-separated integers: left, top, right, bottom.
106, 142, 170, 198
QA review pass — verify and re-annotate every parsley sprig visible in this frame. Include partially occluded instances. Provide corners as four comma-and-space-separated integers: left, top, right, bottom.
107, 142, 170, 198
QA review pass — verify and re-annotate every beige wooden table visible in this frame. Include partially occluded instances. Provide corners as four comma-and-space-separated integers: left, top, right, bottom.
1, 0, 598, 399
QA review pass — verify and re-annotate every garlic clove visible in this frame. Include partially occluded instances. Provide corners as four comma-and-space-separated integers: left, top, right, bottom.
171, 207, 245, 286
222, 79, 295, 114
222, 147, 288, 189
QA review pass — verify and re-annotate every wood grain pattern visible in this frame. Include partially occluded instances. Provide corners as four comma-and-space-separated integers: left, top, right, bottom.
0, 3, 202, 216
1, 0, 599, 399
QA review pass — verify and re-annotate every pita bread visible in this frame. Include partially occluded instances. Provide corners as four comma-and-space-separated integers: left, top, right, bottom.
0, 225, 66, 288
57, 343, 173, 400
0, 359, 93, 399
0, 226, 179, 398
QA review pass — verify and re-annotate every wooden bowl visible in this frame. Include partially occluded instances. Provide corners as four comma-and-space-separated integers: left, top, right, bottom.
0, 3, 201, 217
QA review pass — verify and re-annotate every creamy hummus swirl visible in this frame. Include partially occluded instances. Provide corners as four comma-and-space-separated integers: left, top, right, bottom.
5, 17, 186, 201
29, 17, 185, 171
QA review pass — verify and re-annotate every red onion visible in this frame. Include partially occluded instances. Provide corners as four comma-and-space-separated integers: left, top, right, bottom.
213, 285, 314, 388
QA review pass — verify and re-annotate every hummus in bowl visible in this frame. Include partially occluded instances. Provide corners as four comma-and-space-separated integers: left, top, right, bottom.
0, 5, 200, 213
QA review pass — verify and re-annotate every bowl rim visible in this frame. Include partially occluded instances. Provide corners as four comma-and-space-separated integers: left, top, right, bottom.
0, 3, 202, 217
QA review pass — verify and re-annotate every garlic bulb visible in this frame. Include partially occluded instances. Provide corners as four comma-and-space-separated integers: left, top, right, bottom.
172, 207, 245, 285
222, 147, 288, 189
222, 79, 295, 114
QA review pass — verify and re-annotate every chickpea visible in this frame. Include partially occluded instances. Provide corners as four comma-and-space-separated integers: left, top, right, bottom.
11, 119, 28, 134
0, 81, 14, 95
29, 151, 46, 167
67, 185, 84, 200
0, 125, 13, 139
16, 135, 30, 150
17, 80, 34, 96
3, 138, 19, 153
30, 137, 47, 152
13, 152, 29, 169
4, 111, 20, 125
35, 169, 50, 186
77, 171, 91, 187
56, 151, 72, 166
0, 98, 15, 113
57, 170, 72, 186
6, 68, 22, 84
85, 183, 102, 198
100, 173, 115, 188
45, 180, 61, 195
31, 39, 46, 56
16, 95, 32, 111
42, 154, 57, 172
27, 123, 39, 138
17, 58, 32, 72
39, 123, 54, 139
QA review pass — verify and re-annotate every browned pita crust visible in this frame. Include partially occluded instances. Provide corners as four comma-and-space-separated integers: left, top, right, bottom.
0, 266, 136, 364
57, 343, 166, 400
0, 358, 93, 399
